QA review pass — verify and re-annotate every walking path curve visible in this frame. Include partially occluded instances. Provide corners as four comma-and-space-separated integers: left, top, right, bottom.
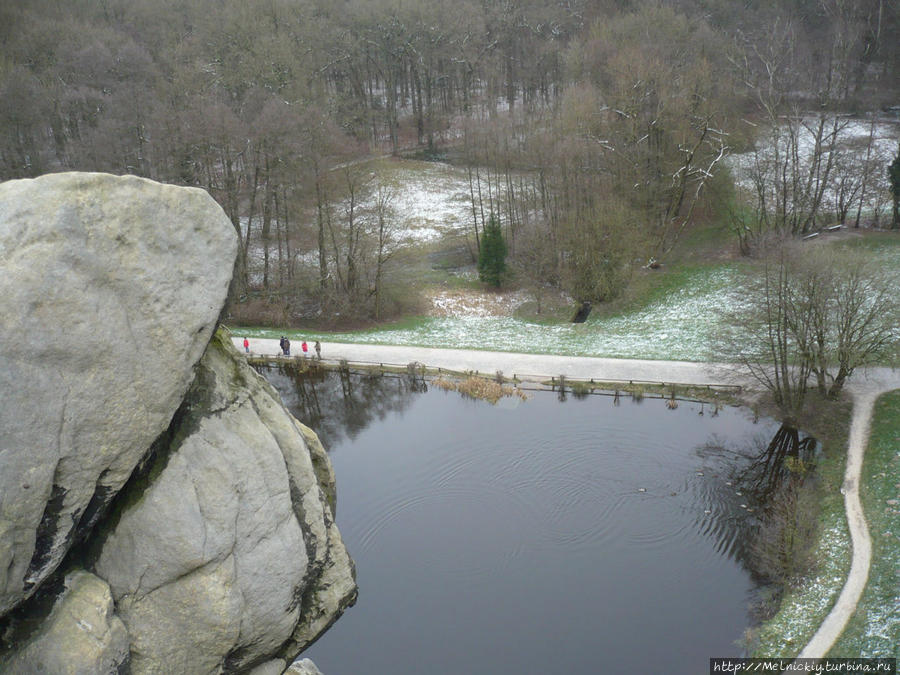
234, 337, 900, 657
798, 389, 885, 658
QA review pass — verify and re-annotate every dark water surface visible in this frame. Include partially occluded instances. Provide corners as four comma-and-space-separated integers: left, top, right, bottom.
263, 369, 781, 675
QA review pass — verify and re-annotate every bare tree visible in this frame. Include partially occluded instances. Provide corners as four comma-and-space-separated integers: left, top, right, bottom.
824, 252, 898, 393
371, 182, 397, 320
890, 143, 900, 228
727, 244, 899, 418
734, 249, 815, 420
513, 220, 558, 315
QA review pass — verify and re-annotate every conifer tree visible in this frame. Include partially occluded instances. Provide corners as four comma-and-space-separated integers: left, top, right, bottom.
889, 146, 900, 229
477, 214, 508, 287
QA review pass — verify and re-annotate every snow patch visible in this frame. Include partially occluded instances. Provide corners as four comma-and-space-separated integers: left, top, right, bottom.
427, 288, 531, 318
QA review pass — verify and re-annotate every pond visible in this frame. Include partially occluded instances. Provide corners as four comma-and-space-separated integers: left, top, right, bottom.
262, 367, 790, 674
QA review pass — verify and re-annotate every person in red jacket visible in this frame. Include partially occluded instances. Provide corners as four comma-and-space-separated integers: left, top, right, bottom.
301, 341, 309, 356
243, 337, 249, 353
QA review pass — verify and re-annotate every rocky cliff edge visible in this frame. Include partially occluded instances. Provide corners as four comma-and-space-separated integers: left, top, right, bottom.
0, 173, 356, 674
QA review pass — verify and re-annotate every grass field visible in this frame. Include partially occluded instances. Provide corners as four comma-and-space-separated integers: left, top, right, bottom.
235, 235, 900, 363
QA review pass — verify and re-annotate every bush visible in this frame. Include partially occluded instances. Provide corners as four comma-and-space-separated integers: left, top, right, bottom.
749, 475, 820, 588
226, 297, 290, 327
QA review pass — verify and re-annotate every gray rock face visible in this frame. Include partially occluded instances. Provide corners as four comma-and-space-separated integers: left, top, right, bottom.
247, 660, 288, 675
0, 173, 354, 675
91, 333, 356, 674
0, 569, 130, 675
285, 659, 325, 675
0, 172, 237, 615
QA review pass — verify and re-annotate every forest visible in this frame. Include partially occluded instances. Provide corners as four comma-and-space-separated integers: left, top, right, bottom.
1, 0, 898, 324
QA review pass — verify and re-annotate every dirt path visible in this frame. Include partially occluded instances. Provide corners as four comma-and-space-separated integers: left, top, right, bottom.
798, 365, 900, 657
798, 390, 877, 658
234, 337, 900, 655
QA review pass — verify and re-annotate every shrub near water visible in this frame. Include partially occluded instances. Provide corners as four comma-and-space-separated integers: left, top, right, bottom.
750, 474, 820, 590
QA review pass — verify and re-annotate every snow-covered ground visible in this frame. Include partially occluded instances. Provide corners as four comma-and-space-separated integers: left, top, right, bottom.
382, 161, 475, 243
729, 116, 899, 220
426, 286, 533, 318
239, 266, 747, 361
241, 160, 476, 286
237, 118, 899, 359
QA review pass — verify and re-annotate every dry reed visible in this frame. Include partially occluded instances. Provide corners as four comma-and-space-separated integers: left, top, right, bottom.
432, 375, 529, 404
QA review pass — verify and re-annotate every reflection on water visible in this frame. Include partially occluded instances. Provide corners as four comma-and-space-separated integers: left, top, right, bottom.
697, 423, 819, 564
736, 424, 818, 501
260, 364, 426, 450
260, 368, 799, 675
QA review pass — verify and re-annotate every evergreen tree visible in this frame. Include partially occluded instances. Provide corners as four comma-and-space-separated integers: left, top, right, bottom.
477, 214, 508, 287
889, 146, 900, 229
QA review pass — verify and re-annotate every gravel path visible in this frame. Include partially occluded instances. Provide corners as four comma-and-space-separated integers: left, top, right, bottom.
235, 338, 738, 387
234, 337, 900, 656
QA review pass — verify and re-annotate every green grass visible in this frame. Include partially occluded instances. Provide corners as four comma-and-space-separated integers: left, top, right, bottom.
830, 231, 900, 262
749, 402, 853, 657
834, 230, 900, 248
230, 229, 899, 363
599, 259, 744, 320
828, 389, 900, 658
418, 266, 481, 289
671, 216, 735, 257
224, 262, 746, 361
512, 297, 576, 324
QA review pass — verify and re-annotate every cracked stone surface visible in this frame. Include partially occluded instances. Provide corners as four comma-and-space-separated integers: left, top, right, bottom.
0, 172, 237, 616
0, 569, 129, 674
90, 334, 356, 674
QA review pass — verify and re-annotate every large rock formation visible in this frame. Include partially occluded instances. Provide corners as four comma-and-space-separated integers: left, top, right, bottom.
0, 173, 355, 674
90, 332, 356, 673
0, 172, 237, 613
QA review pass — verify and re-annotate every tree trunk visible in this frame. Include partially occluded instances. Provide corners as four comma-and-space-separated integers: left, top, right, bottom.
314, 162, 329, 294
261, 157, 274, 291
829, 367, 850, 398
243, 160, 261, 289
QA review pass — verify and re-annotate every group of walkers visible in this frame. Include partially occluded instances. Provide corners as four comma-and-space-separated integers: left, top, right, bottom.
241, 336, 322, 360
279, 336, 321, 360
